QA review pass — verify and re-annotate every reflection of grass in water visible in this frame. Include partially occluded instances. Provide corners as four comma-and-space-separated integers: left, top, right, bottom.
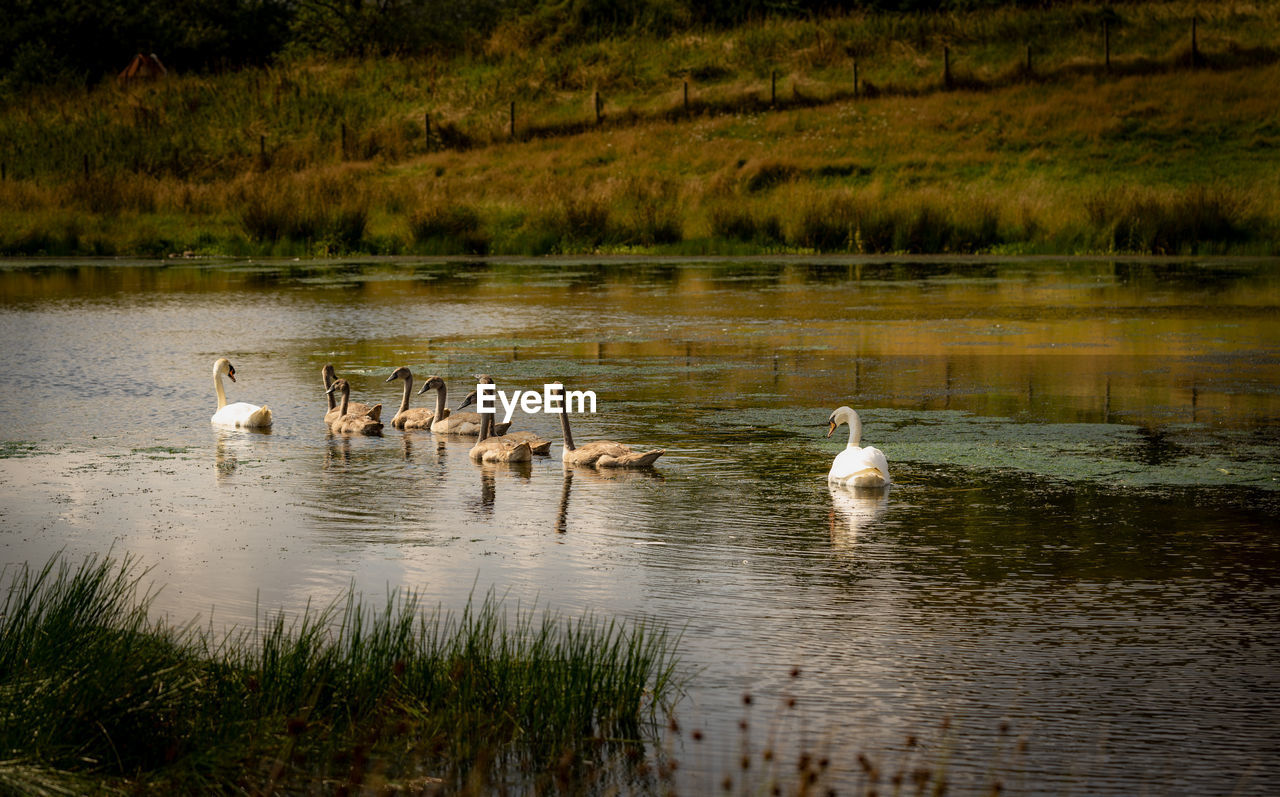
0, 441, 40, 459
0, 553, 681, 794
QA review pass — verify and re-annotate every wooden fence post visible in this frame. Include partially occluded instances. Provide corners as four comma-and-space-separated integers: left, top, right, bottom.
424, 114, 431, 150
509, 101, 515, 138
83, 153, 89, 179
594, 90, 602, 124
771, 70, 777, 105
944, 46, 952, 89
1104, 21, 1111, 71
1191, 16, 1199, 68
340, 122, 348, 159
853, 58, 859, 96
683, 79, 689, 112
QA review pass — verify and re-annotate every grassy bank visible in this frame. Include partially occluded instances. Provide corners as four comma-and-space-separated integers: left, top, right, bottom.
1, 1, 1278, 256
0, 554, 680, 793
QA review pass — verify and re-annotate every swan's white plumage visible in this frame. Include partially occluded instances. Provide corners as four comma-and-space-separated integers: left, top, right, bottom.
827, 406, 889, 488
211, 358, 272, 428
828, 443, 890, 487
213, 401, 273, 428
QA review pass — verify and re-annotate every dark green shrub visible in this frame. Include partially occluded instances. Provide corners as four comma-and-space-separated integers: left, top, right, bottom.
408, 202, 489, 254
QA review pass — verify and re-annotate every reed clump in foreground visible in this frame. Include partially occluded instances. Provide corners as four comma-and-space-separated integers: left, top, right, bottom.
0, 553, 681, 794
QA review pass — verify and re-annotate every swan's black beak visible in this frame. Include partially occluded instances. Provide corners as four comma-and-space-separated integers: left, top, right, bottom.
458, 391, 476, 410
325, 382, 338, 395
826, 420, 836, 438
417, 382, 433, 395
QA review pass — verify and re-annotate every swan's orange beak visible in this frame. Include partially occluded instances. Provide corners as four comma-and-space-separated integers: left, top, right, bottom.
227, 369, 237, 383
826, 420, 836, 438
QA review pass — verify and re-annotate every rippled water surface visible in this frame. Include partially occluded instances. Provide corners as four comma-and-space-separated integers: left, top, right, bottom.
1, 258, 1277, 794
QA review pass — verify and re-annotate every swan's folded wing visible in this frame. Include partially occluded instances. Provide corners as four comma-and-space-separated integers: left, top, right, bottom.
829, 445, 890, 486
598, 448, 664, 468
576, 441, 664, 468
496, 430, 553, 455
864, 445, 890, 482
248, 405, 273, 428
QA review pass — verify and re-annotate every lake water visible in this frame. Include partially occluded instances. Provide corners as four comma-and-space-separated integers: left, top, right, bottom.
0, 257, 1277, 794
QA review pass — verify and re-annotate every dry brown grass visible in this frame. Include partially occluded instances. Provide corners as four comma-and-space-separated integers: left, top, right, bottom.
1, 1, 1277, 255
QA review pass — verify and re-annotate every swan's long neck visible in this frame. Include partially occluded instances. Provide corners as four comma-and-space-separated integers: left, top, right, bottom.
558, 388, 576, 451
846, 412, 863, 449
214, 369, 227, 409
323, 368, 335, 410
476, 378, 494, 441
398, 373, 412, 416
433, 383, 446, 421
339, 383, 350, 416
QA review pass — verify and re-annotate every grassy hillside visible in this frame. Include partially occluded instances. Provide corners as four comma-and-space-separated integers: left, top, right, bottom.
1, 1, 1277, 257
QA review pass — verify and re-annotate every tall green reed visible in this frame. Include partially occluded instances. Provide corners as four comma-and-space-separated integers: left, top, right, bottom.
0, 553, 682, 793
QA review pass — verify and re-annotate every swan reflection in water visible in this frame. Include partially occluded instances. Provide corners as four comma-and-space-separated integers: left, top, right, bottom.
394, 428, 440, 463
323, 433, 354, 471
828, 484, 889, 552
556, 470, 573, 534
468, 459, 533, 519
555, 467, 665, 534
214, 427, 264, 478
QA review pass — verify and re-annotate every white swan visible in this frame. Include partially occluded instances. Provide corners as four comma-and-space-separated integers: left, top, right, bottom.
827, 406, 889, 488
211, 358, 272, 428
